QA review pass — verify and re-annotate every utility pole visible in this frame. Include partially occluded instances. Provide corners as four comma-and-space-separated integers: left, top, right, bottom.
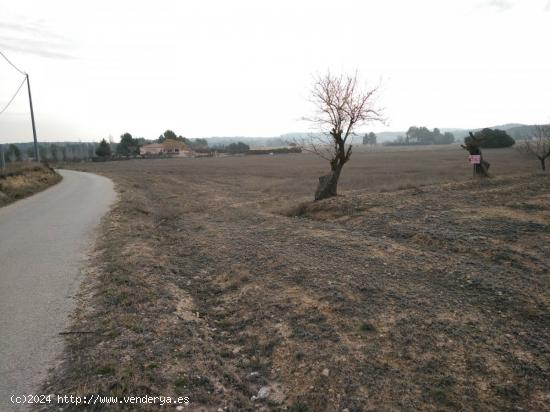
26, 73, 39, 162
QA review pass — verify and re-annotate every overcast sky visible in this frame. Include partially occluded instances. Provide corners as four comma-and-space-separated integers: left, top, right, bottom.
1, 0, 549, 143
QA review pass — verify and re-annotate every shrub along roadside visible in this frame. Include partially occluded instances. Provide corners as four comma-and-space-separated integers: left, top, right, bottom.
0, 163, 61, 207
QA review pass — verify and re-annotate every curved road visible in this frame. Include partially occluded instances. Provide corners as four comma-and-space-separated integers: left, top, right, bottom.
0, 170, 115, 411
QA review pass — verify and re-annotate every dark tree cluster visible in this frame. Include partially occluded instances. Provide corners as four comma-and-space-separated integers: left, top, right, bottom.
5, 144, 22, 162
2, 142, 97, 163
363, 132, 377, 145
116, 133, 140, 156
474, 128, 515, 148
188, 138, 208, 150
95, 139, 112, 158
222, 142, 250, 153
158, 129, 179, 142
45, 143, 96, 162
402, 127, 454, 145
157, 130, 208, 150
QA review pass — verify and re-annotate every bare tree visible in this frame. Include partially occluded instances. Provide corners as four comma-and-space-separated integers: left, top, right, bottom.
461, 132, 490, 177
518, 125, 550, 171
305, 72, 384, 200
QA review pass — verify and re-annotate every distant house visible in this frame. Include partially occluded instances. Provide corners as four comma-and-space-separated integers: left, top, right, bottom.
140, 139, 193, 157
139, 143, 164, 155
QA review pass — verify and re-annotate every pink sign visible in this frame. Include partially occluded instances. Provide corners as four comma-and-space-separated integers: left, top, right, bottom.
469, 155, 481, 164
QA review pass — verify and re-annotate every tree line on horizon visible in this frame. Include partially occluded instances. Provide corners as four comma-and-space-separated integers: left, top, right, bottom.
0, 142, 97, 163
360, 127, 517, 149
388, 127, 456, 146
95, 130, 255, 158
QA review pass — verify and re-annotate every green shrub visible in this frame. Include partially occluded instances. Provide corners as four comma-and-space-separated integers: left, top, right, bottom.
474, 128, 515, 148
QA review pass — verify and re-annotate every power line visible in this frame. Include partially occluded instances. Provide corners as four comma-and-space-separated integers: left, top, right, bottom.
0, 50, 26, 75
0, 76, 27, 115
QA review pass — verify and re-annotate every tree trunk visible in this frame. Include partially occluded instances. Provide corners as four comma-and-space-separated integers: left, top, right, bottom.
315, 165, 342, 201
541, 158, 546, 171
467, 148, 490, 178
473, 158, 490, 177
462, 132, 490, 178
314, 131, 350, 201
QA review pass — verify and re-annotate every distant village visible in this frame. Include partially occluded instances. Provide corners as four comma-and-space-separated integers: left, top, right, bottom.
0, 130, 302, 163
96, 129, 304, 161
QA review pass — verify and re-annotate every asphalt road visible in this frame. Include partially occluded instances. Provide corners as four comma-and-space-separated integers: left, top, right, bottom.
0, 170, 115, 411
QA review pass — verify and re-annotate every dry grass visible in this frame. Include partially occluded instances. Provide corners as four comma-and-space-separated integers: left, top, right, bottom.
0, 163, 61, 207
43, 146, 549, 411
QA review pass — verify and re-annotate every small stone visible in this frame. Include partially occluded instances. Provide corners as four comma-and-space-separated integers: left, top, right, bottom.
248, 371, 260, 380
257, 386, 270, 399
322, 368, 330, 377
176, 406, 184, 411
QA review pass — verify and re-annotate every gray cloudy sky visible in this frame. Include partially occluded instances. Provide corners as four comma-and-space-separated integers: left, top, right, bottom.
0, 0, 549, 143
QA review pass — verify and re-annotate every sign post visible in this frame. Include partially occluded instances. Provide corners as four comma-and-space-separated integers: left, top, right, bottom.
469, 154, 481, 177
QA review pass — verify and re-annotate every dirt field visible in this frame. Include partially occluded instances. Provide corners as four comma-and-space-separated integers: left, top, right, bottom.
0, 163, 61, 207
45, 146, 549, 411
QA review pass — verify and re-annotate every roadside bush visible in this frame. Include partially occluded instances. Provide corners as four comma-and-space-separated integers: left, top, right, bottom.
222, 142, 250, 154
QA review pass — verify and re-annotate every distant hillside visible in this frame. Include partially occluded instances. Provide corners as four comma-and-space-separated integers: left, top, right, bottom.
378, 123, 543, 144
4, 123, 542, 151
207, 133, 363, 147
501, 125, 541, 140
441, 124, 533, 140
280, 125, 536, 144
205, 136, 288, 148
205, 125, 540, 147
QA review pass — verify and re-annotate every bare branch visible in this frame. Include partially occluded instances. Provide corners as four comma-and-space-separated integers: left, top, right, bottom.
516, 125, 550, 170
303, 71, 385, 200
